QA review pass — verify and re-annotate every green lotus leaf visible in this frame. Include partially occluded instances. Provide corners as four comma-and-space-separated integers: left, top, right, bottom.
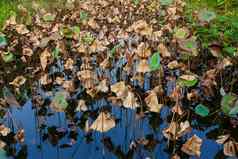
195, 104, 210, 117
149, 52, 161, 71
1, 52, 14, 63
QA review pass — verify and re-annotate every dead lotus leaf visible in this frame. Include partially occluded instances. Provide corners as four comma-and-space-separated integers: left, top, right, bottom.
163, 121, 191, 140
168, 60, 181, 69
0, 124, 11, 136
40, 49, 51, 71
136, 42, 151, 58
145, 91, 163, 113
88, 18, 99, 29
171, 103, 183, 115
216, 134, 230, 144
22, 47, 33, 57
14, 129, 24, 143
111, 81, 128, 98
90, 111, 116, 132
158, 43, 171, 57
40, 74, 52, 85
89, 39, 107, 53
180, 74, 197, 81
15, 24, 29, 34
64, 58, 74, 70
62, 80, 75, 92
0, 140, 6, 149
9, 76, 26, 87
181, 135, 202, 157
123, 91, 139, 109
96, 79, 108, 93
77, 70, 97, 82
76, 99, 88, 112
127, 20, 153, 36
137, 59, 150, 73
223, 140, 238, 157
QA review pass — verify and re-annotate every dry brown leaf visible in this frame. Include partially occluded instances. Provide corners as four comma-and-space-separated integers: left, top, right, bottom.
62, 80, 75, 92
136, 43, 151, 58
127, 20, 153, 36
137, 59, 150, 73
90, 111, 116, 132
163, 121, 191, 140
40, 49, 51, 71
223, 140, 238, 157
0, 140, 6, 149
14, 129, 24, 143
96, 79, 108, 93
0, 124, 11, 136
168, 60, 181, 69
76, 99, 87, 112
171, 103, 183, 115
181, 135, 202, 157
158, 43, 171, 57
145, 91, 163, 113
88, 18, 99, 29
64, 58, 74, 70
216, 134, 230, 144
111, 81, 128, 98
15, 24, 29, 34
89, 39, 107, 53
40, 74, 52, 85
123, 91, 139, 109
22, 47, 33, 57
9, 76, 26, 87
